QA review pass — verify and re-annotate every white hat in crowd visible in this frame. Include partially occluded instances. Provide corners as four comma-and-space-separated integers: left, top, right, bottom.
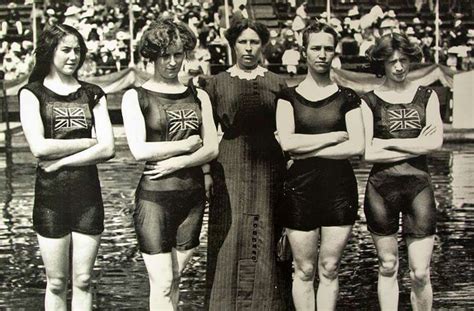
348, 6, 359, 17
406, 27, 415, 35
64, 6, 81, 17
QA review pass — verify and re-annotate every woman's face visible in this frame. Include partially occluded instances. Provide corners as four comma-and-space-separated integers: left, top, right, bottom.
52, 34, 81, 77
234, 28, 262, 70
305, 32, 335, 74
384, 50, 410, 83
155, 41, 185, 80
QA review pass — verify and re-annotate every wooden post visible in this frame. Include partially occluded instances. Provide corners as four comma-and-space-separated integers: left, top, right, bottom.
129, 0, 135, 66
435, 0, 440, 64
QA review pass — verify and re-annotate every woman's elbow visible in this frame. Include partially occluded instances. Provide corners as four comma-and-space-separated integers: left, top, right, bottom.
352, 141, 365, 156
98, 142, 115, 161
362, 149, 377, 163
29, 143, 48, 159
206, 144, 219, 161
423, 136, 443, 153
278, 139, 294, 153
103, 144, 116, 160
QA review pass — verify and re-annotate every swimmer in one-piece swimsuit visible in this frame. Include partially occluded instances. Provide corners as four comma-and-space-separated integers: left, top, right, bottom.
19, 81, 105, 238
277, 85, 360, 231
133, 85, 206, 254
362, 86, 437, 237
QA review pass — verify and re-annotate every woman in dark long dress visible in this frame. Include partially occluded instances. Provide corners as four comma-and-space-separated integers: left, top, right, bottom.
203, 19, 289, 310
121, 19, 218, 310
19, 24, 115, 310
361, 33, 443, 311
275, 22, 364, 310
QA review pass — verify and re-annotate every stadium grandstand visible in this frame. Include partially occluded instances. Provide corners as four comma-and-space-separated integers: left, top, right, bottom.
0, 0, 473, 125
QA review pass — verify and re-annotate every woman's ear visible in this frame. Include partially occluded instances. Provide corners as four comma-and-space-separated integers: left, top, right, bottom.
301, 48, 307, 61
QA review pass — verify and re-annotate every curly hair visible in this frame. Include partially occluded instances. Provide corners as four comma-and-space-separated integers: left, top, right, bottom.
301, 21, 339, 51
29, 24, 87, 83
224, 19, 270, 48
139, 18, 197, 60
366, 32, 422, 77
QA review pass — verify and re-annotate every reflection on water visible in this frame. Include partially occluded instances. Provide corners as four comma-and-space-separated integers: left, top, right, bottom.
1, 145, 473, 310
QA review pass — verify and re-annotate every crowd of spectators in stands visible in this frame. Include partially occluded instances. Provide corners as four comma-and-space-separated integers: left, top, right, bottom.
0, 0, 473, 81
268, 2, 473, 74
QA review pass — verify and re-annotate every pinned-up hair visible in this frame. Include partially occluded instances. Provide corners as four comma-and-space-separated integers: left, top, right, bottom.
224, 19, 270, 48
366, 32, 422, 77
139, 17, 197, 60
301, 21, 339, 51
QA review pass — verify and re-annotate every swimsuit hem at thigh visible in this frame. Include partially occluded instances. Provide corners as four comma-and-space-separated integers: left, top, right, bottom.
139, 241, 200, 255
35, 228, 71, 239
70, 227, 104, 236
367, 225, 399, 237
402, 230, 436, 238
175, 240, 200, 251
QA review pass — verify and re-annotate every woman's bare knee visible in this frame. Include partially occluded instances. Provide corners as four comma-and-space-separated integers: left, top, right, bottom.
294, 261, 316, 282
319, 259, 339, 282
378, 255, 398, 277
73, 273, 92, 291
410, 267, 430, 286
47, 276, 67, 295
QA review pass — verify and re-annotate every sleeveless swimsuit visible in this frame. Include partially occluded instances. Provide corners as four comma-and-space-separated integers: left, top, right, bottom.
133, 85, 205, 254
19, 80, 105, 238
362, 86, 437, 237
276, 85, 360, 231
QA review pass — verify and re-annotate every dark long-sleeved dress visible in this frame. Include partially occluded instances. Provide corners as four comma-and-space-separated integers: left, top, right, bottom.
203, 68, 289, 310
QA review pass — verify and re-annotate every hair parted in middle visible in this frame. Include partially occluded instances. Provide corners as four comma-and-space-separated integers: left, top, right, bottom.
366, 32, 422, 77
139, 17, 197, 61
301, 21, 339, 51
224, 19, 270, 48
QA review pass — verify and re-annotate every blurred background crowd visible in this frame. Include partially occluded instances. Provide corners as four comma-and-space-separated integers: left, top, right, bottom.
0, 0, 473, 81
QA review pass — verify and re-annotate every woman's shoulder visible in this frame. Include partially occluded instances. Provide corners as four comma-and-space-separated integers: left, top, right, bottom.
276, 86, 296, 102
338, 85, 358, 97
19, 80, 43, 95
79, 81, 105, 95
359, 89, 377, 107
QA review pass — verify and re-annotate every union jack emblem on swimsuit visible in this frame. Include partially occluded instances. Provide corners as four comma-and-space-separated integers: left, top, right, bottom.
167, 109, 199, 133
53, 107, 87, 131
388, 108, 421, 132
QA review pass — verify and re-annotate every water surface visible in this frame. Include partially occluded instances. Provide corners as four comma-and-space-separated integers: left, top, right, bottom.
1, 145, 473, 310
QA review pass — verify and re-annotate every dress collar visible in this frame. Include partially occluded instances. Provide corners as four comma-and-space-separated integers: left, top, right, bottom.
226, 65, 268, 80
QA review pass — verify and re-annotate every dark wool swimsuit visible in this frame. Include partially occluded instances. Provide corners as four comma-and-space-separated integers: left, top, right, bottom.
276, 85, 360, 231
362, 86, 437, 237
19, 81, 105, 238
133, 85, 205, 254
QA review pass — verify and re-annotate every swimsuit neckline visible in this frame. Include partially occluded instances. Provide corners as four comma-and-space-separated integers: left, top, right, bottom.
372, 87, 423, 106
140, 86, 191, 99
293, 85, 341, 107
41, 81, 84, 100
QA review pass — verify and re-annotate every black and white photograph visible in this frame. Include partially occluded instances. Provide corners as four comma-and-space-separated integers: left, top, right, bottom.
0, 0, 473, 310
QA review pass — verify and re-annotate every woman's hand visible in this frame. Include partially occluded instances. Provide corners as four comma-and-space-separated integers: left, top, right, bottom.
330, 131, 349, 143
38, 159, 63, 173
144, 157, 185, 179
204, 174, 213, 200
419, 124, 437, 137
186, 135, 203, 153
372, 138, 389, 149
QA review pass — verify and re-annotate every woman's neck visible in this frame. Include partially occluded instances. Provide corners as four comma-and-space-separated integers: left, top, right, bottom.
303, 69, 333, 88
382, 77, 412, 92
149, 75, 183, 88
142, 75, 186, 93
44, 70, 78, 87
236, 63, 258, 72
